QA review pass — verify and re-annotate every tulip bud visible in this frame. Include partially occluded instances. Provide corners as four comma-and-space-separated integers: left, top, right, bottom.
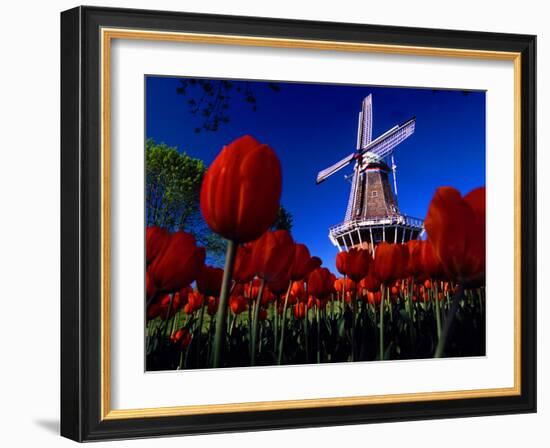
346, 248, 372, 282
374, 242, 409, 284
148, 231, 205, 294
146, 226, 171, 266
252, 230, 295, 283
200, 135, 282, 243
424, 186, 485, 285
196, 265, 224, 297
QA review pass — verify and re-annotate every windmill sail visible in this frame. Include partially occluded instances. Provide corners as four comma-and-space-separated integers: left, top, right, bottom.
316, 152, 356, 184
359, 95, 373, 149
363, 117, 415, 160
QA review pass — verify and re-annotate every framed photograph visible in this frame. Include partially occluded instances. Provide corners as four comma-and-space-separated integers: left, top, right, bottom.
60, 6, 536, 441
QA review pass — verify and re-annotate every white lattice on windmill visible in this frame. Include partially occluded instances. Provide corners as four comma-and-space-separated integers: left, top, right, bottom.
316, 94, 424, 252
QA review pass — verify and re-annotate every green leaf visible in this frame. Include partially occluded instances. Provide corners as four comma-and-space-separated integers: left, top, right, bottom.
399, 309, 411, 322
338, 317, 346, 338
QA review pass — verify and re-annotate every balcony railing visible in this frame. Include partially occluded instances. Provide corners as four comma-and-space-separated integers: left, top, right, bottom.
329, 214, 424, 236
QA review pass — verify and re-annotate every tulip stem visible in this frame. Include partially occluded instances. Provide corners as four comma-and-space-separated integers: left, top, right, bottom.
379, 284, 385, 360
435, 284, 464, 358
277, 281, 293, 365
195, 304, 205, 368
351, 290, 358, 362
247, 281, 253, 356
342, 276, 347, 314
161, 293, 175, 338
316, 305, 321, 364
478, 287, 484, 317
304, 310, 309, 363
250, 279, 265, 366
434, 281, 442, 340
274, 296, 279, 352
406, 279, 415, 354
212, 240, 237, 368
146, 293, 158, 309
229, 313, 236, 335
304, 283, 309, 363
170, 310, 179, 337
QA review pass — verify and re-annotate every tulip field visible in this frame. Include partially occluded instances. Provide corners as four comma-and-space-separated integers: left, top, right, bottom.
145, 135, 486, 370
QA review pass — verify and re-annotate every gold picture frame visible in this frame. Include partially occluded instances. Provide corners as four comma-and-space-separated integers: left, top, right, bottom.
61, 6, 536, 441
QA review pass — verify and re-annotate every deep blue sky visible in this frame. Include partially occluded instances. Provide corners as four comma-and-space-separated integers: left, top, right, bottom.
146, 76, 486, 273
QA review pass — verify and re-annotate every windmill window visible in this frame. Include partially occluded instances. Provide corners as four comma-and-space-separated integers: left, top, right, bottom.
371, 191, 378, 197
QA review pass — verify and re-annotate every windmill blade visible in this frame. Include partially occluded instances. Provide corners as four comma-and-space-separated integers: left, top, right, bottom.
316, 152, 356, 184
357, 95, 373, 149
364, 117, 415, 160
360, 95, 373, 148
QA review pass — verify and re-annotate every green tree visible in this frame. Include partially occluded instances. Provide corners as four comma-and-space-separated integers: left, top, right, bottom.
272, 206, 294, 232
146, 139, 226, 262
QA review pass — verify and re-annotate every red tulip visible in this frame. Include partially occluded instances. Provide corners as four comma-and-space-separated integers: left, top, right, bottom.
328, 272, 337, 294
335, 251, 350, 276
157, 292, 186, 319
419, 286, 430, 303
200, 135, 282, 243
406, 239, 423, 277
290, 280, 307, 303
420, 240, 445, 280
249, 278, 263, 302
307, 296, 321, 309
307, 267, 334, 299
196, 265, 224, 297
146, 226, 171, 266
206, 296, 219, 316
309, 256, 323, 270
424, 186, 485, 285
345, 248, 372, 281
178, 285, 193, 303
374, 242, 409, 284
229, 294, 248, 315
258, 308, 268, 321
232, 283, 245, 297
334, 277, 356, 293
268, 275, 291, 294
146, 302, 161, 321
276, 302, 285, 315
171, 328, 192, 349
148, 231, 205, 294
247, 278, 275, 304
290, 244, 317, 281
233, 243, 255, 283
293, 302, 307, 319
145, 268, 156, 301
184, 291, 204, 314
261, 287, 276, 306
359, 269, 381, 293
251, 230, 295, 283
367, 291, 382, 306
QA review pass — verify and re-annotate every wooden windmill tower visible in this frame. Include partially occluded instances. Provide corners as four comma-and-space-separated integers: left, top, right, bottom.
316, 94, 423, 252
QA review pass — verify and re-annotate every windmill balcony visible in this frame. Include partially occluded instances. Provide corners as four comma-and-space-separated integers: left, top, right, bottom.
328, 214, 424, 251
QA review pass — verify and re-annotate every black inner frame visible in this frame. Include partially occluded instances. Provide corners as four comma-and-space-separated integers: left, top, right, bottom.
60, 6, 536, 442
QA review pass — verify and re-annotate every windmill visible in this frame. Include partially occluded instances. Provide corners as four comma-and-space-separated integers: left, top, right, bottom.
316, 94, 424, 252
